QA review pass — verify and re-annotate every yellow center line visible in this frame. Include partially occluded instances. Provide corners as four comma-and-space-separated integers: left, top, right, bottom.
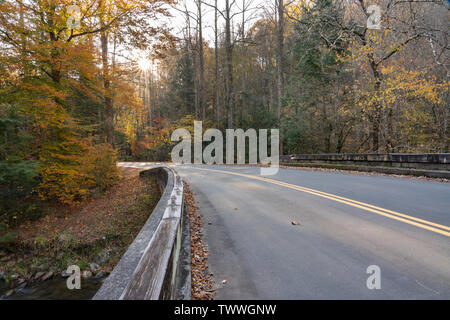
185, 166, 450, 238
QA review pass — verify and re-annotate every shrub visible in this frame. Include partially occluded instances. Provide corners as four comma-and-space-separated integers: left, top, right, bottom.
81, 143, 120, 193
38, 143, 119, 205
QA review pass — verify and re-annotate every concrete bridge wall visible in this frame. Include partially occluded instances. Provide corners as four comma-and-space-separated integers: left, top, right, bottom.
93, 167, 190, 300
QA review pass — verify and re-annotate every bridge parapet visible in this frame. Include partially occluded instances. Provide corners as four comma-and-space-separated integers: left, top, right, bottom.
93, 167, 190, 300
280, 154, 450, 178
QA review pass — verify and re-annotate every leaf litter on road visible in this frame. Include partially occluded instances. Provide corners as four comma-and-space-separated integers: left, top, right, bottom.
184, 182, 216, 300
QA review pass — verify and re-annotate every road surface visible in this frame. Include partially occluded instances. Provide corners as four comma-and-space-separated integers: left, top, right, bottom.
120, 163, 450, 300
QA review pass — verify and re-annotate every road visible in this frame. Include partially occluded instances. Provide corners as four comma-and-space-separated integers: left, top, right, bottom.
120, 163, 450, 300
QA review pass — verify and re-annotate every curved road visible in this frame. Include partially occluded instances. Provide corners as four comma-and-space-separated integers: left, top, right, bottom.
120, 163, 450, 300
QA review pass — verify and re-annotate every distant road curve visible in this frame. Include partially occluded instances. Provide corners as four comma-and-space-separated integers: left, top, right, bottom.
119, 163, 450, 299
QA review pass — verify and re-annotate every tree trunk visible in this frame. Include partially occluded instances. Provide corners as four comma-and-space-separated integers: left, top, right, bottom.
240, 0, 246, 127
365, 51, 382, 153
276, 0, 285, 155
225, 0, 234, 129
215, 0, 220, 128
101, 31, 114, 147
197, 0, 206, 121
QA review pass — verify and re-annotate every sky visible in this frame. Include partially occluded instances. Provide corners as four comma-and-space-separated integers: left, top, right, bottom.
168, 0, 270, 45
132, 0, 271, 72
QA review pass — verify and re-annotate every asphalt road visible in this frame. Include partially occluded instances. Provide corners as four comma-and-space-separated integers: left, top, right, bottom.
120, 163, 450, 300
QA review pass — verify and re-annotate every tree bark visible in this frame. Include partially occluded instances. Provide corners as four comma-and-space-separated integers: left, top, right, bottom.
215, 0, 220, 128
369, 57, 382, 153
225, 0, 234, 129
276, 0, 285, 155
197, 0, 206, 121
101, 31, 114, 147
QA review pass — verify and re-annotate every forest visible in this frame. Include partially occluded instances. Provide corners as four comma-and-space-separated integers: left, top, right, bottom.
0, 0, 448, 228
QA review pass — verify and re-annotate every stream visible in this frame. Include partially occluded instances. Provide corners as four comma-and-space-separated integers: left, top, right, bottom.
0, 277, 105, 300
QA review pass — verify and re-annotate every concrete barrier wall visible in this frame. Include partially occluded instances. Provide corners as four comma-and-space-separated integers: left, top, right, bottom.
280, 154, 450, 178
93, 167, 190, 300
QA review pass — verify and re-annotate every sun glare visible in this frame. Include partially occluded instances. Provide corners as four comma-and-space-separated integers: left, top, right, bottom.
138, 58, 151, 71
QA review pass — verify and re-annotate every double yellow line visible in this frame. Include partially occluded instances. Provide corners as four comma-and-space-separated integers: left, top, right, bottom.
188, 167, 450, 237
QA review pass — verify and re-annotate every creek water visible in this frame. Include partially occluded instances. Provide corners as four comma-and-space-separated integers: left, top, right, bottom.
0, 277, 105, 300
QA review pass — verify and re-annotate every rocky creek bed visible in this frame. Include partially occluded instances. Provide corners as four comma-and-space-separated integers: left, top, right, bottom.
0, 270, 106, 300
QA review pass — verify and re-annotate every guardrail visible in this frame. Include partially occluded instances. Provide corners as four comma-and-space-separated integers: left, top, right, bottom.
93, 167, 191, 300
280, 154, 450, 179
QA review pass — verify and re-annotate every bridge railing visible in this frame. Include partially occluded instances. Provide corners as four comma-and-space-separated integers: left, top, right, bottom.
93, 167, 191, 300
280, 153, 450, 178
